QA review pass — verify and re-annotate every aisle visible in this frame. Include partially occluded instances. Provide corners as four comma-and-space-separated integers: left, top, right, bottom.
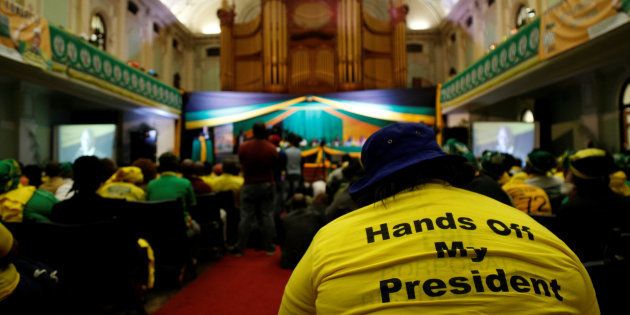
154, 248, 293, 315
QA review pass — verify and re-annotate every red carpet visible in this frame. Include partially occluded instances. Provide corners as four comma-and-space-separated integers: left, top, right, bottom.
155, 248, 292, 315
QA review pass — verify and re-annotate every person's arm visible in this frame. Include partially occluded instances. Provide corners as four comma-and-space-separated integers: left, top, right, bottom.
279, 244, 317, 314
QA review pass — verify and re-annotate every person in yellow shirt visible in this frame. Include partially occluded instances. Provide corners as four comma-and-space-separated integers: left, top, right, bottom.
502, 172, 553, 217
97, 166, 146, 201
0, 221, 19, 307
280, 123, 599, 314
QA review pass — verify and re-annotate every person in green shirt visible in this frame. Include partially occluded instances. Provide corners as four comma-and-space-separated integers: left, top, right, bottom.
147, 153, 198, 236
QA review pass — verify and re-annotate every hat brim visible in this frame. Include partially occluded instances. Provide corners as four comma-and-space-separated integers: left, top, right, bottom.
349, 151, 466, 196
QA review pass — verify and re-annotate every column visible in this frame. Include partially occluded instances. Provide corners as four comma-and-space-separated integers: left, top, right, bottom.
390, 0, 408, 87
263, 0, 287, 92
337, 0, 363, 90
218, 2, 235, 91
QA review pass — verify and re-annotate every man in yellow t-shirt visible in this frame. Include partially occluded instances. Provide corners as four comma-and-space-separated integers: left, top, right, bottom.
280, 123, 599, 314
503, 172, 553, 216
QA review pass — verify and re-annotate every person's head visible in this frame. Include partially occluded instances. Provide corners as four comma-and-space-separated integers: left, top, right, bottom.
212, 163, 223, 176
349, 123, 474, 207
480, 151, 514, 180
268, 134, 281, 147
22, 165, 43, 187
100, 158, 118, 179
72, 156, 108, 194
132, 158, 157, 184
80, 128, 95, 151
181, 159, 198, 178
0, 159, 22, 193
252, 122, 267, 140
442, 138, 477, 165
158, 152, 180, 173
222, 158, 241, 176
59, 162, 74, 179
44, 162, 62, 178
112, 166, 144, 185
568, 148, 615, 194
525, 149, 557, 176
290, 193, 308, 211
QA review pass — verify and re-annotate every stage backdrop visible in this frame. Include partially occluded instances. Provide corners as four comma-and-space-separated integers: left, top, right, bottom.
184, 89, 436, 154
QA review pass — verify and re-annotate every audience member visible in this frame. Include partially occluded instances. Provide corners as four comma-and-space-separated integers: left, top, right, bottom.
502, 172, 553, 216
525, 149, 565, 210
97, 166, 146, 201
147, 152, 198, 236
235, 122, 278, 256
556, 149, 630, 261
466, 151, 513, 206
556, 148, 630, 313
0, 160, 57, 223
0, 221, 59, 313
50, 156, 124, 224
285, 135, 303, 201
54, 162, 75, 201
181, 159, 212, 195
132, 158, 158, 190
280, 194, 325, 269
280, 123, 598, 314
39, 162, 64, 194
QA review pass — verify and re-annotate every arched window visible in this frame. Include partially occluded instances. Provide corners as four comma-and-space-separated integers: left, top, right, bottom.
516, 5, 536, 29
89, 14, 107, 50
621, 79, 630, 150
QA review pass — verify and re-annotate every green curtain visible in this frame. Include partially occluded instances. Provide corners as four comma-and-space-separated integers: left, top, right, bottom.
282, 110, 342, 143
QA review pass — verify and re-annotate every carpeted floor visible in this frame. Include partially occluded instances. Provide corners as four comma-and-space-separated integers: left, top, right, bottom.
154, 247, 292, 315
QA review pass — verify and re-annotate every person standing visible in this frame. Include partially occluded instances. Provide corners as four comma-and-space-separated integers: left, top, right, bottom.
236, 123, 278, 256
285, 135, 303, 201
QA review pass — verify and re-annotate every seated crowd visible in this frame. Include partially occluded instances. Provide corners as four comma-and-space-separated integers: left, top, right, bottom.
1, 122, 630, 313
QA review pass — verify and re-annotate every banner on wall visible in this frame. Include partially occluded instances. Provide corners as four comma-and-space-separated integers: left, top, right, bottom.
540, 0, 630, 59
214, 124, 234, 154
0, 0, 52, 69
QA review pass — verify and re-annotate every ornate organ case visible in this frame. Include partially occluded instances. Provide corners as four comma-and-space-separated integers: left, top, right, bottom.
218, 0, 408, 93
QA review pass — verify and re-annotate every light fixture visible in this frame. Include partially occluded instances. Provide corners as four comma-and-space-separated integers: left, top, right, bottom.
521, 109, 534, 123
201, 24, 221, 34
408, 20, 432, 30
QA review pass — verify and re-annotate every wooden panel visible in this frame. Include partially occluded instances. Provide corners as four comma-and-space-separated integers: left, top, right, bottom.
235, 60, 263, 91
363, 58, 393, 89
290, 48, 310, 87
363, 30, 392, 53
234, 15, 262, 37
363, 12, 392, 34
235, 32, 262, 56
315, 48, 335, 86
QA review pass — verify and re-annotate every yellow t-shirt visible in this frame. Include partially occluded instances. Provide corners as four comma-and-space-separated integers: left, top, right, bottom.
210, 174, 244, 194
503, 178, 553, 217
0, 185, 37, 222
280, 184, 599, 314
97, 182, 146, 202
0, 222, 19, 302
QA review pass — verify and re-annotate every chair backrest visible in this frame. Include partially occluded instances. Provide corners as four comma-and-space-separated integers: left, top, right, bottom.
191, 193, 222, 223
122, 199, 188, 244
121, 199, 190, 286
4, 221, 139, 305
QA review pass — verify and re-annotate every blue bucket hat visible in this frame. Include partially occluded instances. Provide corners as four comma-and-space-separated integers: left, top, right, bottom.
349, 123, 463, 196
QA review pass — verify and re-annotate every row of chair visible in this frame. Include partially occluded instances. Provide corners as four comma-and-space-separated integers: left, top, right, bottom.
3, 191, 235, 314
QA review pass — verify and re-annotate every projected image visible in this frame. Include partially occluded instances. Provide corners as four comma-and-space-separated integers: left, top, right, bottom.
473, 122, 536, 163
57, 124, 116, 162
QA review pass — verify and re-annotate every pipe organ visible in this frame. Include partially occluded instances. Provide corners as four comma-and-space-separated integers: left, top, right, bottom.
218, 0, 408, 93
